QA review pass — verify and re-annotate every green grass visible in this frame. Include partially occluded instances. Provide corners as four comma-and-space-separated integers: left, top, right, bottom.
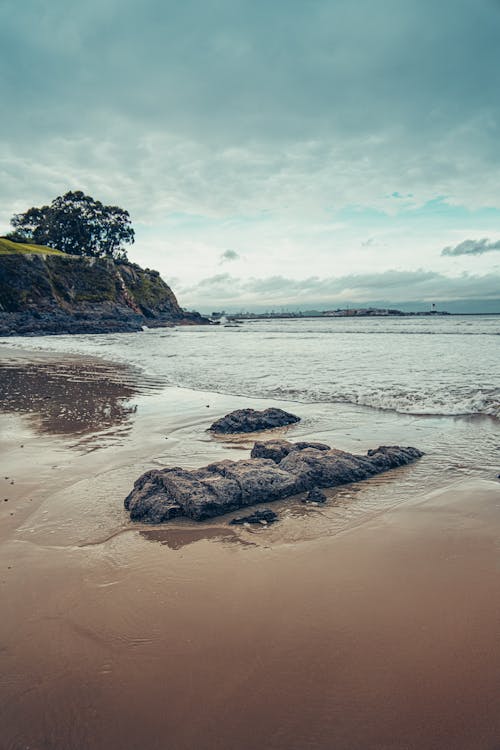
0, 237, 66, 256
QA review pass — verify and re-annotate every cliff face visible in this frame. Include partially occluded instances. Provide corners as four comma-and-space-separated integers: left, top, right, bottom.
0, 253, 207, 335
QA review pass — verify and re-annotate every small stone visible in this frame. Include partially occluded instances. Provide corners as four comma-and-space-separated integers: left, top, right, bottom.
230, 509, 279, 525
302, 487, 327, 504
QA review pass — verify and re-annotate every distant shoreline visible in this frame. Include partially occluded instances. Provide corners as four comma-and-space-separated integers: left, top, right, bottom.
215, 311, 500, 322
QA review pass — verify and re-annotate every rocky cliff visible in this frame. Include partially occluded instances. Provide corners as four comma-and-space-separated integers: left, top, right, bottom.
0, 251, 207, 335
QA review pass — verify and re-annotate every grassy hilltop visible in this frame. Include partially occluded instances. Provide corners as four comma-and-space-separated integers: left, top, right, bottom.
0, 237, 66, 256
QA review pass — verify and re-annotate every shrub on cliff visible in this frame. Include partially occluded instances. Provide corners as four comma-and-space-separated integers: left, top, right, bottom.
9, 191, 134, 260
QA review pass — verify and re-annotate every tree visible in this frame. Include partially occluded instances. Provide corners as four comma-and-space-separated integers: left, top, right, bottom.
9, 191, 135, 260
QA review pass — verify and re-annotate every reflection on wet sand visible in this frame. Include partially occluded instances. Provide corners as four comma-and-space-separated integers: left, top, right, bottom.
139, 524, 254, 550
0, 358, 141, 439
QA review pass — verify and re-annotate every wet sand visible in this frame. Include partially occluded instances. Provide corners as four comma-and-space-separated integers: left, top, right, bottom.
1, 349, 500, 750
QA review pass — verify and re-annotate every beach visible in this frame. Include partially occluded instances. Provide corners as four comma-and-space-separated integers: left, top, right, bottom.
1, 320, 499, 750
4, 0, 500, 745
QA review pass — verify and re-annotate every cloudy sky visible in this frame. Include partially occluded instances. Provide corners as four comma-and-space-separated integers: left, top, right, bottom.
1, 0, 500, 311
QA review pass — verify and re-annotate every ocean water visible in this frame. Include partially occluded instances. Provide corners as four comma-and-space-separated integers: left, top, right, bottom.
2, 314, 499, 419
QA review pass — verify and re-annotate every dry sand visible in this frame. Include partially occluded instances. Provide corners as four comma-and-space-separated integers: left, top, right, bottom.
1, 349, 499, 750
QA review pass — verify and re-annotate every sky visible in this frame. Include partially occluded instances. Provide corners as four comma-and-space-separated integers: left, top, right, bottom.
1, 0, 500, 312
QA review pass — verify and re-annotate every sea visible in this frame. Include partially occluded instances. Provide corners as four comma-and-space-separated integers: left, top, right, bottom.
3, 314, 498, 418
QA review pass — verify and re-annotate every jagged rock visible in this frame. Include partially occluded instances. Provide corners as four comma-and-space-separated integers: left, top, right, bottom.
202, 459, 301, 504
124, 470, 183, 523
366, 445, 424, 469
125, 440, 424, 523
125, 458, 301, 522
279, 447, 378, 487
251, 439, 330, 463
209, 408, 300, 434
229, 509, 278, 525
302, 487, 327, 504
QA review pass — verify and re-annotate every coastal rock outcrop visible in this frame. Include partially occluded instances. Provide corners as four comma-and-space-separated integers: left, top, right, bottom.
125, 440, 424, 523
209, 408, 301, 434
0, 252, 208, 335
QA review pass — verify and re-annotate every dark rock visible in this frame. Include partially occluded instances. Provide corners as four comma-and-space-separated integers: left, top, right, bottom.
279, 447, 377, 488
125, 457, 301, 523
125, 440, 424, 523
366, 445, 425, 470
302, 487, 327, 504
229, 509, 278, 525
124, 470, 184, 523
251, 439, 330, 463
202, 458, 301, 505
209, 408, 300, 434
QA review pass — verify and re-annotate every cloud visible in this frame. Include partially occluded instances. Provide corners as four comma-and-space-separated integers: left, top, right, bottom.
219, 249, 240, 263
2, 0, 500, 221
442, 238, 500, 256
179, 269, 500, 309
2, 0, 500, 149
2, 0, 500, 302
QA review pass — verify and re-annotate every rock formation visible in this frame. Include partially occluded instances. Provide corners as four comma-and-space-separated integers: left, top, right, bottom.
209, 408, 300, 434
125, 439, 423, 523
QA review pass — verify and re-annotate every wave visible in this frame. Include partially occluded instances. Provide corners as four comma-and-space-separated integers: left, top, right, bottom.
244, 327, 499, 337
265, 386, 500, 419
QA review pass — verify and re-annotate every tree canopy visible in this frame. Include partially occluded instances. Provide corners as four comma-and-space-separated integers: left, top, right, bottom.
9, 191, 135, 260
